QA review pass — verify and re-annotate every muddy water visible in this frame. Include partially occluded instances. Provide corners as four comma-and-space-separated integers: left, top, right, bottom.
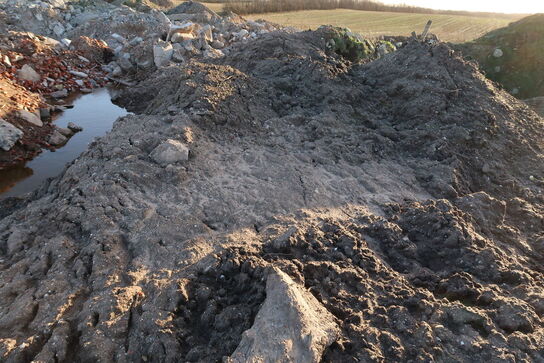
0, 88, 128, 199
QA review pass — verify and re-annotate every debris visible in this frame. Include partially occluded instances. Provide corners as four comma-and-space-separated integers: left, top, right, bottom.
229, 269, 339, 362
48, 128, 67, 145
17, 64, 41, 82
421, 20, 433, 40
0, 119, 23, 151
17, 109, 43, 126
150, 138, 189, 165
67, 121, 83, 132
153, 42, 174, 68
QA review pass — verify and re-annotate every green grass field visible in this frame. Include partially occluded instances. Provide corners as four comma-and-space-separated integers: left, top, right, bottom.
245, 9, 523, 43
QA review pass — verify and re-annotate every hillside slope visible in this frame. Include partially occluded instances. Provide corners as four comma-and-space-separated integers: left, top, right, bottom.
458, 14, 544, 99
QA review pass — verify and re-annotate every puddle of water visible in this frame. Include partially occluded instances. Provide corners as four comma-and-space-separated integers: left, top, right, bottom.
0, 88, 128, 199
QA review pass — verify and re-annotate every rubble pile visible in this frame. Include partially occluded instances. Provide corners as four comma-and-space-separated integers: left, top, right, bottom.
100, 2, 280, 76
0, 32, 109, 97
0, 2, 543, 362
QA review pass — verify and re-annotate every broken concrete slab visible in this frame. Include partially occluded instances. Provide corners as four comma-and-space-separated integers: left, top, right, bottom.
17, 110, 43, 127
229, 269, 340, 363
48, 129, 68, 146
0, 119, 24, 151
17, 64, 41, 82
153, 42, 174, 68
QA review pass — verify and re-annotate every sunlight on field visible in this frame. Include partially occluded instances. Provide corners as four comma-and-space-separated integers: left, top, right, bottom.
248, 9, 523, 42
199, 2, 225, 12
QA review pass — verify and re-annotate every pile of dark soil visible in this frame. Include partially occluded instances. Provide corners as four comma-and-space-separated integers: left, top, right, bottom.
1, 24, 543, 362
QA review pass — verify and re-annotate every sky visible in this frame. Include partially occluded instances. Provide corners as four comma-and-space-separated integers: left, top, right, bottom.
380, 0, 544, 14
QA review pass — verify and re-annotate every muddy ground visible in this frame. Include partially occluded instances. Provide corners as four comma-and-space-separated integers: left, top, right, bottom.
0, 6, 543, 363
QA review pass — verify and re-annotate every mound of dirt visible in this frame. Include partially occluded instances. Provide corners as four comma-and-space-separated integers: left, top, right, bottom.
0, 25, 543, 362
458, 14, 544, 99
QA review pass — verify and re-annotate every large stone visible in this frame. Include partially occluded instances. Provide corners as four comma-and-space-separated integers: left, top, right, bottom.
200, 24, 213, 42
229, 269, 340, 363
150, 139, 189, 166
171, 32, 195, 43
17, 110, 43, 126
0, 119, 23, 151
153, 42, 174, 68
53, 22, 65, 37
48, 129, 68, 146
17, 64, 41, 82
67, 122, 83, 132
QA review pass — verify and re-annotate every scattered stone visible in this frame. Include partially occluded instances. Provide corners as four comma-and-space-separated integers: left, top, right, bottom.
211, 40, 225, 49
56, 126, 73, 137
50, 89, 68, 98
53, 23, 65, 37
153, 42, 174, 68
2, 55, 12, 66
129, 37, 143, 46
17, 110, 43, 126
39, 108, 51, 119
150, 139, 189, 165
69, 70, 88, 78
118, 53, 134, 72
172, 45, 186, 63
67, 122, 83, 132
17, 64, 41, 82
0, 119, 24, 151
171, 32, 195, 43
48, 129, 68, 146
111, 33, 127, 44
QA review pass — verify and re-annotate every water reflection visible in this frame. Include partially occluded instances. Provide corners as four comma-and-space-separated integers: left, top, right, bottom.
0, 88, 128, 199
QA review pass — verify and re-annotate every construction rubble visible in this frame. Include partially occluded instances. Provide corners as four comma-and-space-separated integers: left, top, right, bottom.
0, 1, 543, 363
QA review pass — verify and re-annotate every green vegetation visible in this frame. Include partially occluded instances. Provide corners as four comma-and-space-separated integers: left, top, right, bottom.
248, 9, 523, 43
328, 27, 375, 61
458, 14, 544, 99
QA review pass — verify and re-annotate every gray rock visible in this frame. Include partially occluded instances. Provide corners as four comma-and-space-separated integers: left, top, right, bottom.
51, 89, 68, 98
230, 269, 340, 362
69, 70, 88, 78
150, 139, 189, 165
153, 42, 174, 68
111, 65, 123, 77
48, 129, 68, 146
17, 64, 41, 82
56, 126, 74, 137
211, 40, 224, 49
129, 37, 143, 46
117, 53, 134, 72
172, 46, 186, 63
53, 22, 65, 37
17, 110, 43, 126
39, 107, 51, 119
493, 48, 504, 58
0, 119, 23, 151
67, 122, 83, 132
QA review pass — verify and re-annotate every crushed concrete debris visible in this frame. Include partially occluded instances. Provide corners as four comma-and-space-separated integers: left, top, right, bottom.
0, 1, 543, 363
0, 118, 23, 151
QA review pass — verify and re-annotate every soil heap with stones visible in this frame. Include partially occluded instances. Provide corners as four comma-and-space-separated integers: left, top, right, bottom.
0, 14, 543, 363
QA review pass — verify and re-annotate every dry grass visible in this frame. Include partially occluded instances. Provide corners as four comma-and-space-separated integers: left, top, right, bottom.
247, 9, 523, 42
